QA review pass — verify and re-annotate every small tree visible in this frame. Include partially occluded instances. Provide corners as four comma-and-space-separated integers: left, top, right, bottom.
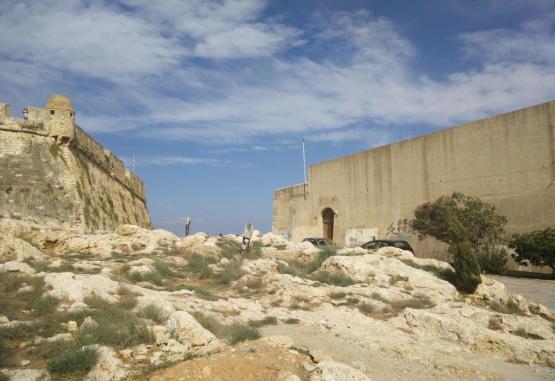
510, 228, 555, 275
411, 193, 508, 292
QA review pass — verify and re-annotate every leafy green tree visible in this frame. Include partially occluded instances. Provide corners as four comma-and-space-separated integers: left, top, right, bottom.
411, 192, 508, 291
510, 228, 555, 275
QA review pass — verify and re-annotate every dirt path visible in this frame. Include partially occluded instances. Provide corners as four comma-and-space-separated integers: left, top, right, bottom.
260, 323, 555, 381
489, 275, 555, 311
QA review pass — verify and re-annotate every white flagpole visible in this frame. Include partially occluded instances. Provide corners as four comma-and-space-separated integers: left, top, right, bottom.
132, 155, 135, 172
302, 139, 307, 199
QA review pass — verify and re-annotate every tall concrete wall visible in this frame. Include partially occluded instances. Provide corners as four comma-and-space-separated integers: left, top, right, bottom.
0, 96, 151, 231
273, 101, 555, 258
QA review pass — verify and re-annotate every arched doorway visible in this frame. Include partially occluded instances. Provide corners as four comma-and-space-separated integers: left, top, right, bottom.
322, 208, 335, 241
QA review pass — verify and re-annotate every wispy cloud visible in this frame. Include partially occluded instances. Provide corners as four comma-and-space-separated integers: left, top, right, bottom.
1, 1, 554, 146
123, 156, 233, 167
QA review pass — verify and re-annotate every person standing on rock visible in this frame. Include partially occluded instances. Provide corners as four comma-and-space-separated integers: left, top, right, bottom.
184, 217, 191, 237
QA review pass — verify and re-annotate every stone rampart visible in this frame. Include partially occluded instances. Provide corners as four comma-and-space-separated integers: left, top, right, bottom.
0, 96, 151, 231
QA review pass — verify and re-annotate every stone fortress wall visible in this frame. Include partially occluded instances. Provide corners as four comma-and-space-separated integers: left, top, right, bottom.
273, 100, 555, 269
0, 95, 151, 231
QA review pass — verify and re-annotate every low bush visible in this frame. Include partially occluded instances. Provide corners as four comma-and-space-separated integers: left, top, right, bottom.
247, 316, 277, 328
311, 271, 356, 287
243, 241, 263, 260
215, 260, 243, 285
217, 240, 241, 259
130, 270, 164, 286
46, 344, 98, 378
488, 299, 527, 315
245, 277, 263, 290
0, 342, 10, 366
0, 372, 9, 381
477, 248, 508, 275
389, 296, 435, 310
358, 303, 375, 314
512, 327, 544, 340
283, 318, 300, 324
228, 323, 260, 344
153, 260, 175, 277
80, 295, 154, 348
399, 259, 456, 283
186, 254, 217, 278
330, 291, 346, 299
137, 304, 168, 324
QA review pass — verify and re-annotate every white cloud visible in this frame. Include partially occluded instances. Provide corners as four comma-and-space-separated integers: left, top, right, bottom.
459, 14, 555, 64
125, 156, 232, 166
1, 3, 554, 146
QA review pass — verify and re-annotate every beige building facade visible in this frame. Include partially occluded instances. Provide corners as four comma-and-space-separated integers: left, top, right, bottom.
273, 101, 555, 258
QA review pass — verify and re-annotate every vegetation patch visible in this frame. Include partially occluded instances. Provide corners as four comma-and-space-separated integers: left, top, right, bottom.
311, 271, 356, 287
283, 318, 300, 324
247, 316, 277, 328
129, 270, 164, 286
46, 343, 99, 379
215, 259, 243, 285
217, 240, 241, 259
186, 254, 217, 278
488, 299, 527, 316
330, 291, 347, 299
399, 259, 456, 283
512, 327, 544, 340
137, 304, 168, 324
193, 313, 260, 345
228, 323, 261, 344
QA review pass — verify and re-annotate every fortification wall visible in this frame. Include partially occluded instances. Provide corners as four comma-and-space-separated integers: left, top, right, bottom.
273, 101, 555, 261
0, 98, 151, 231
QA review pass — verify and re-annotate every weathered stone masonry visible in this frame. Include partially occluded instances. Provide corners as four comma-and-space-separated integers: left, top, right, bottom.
0, 95, 151, 231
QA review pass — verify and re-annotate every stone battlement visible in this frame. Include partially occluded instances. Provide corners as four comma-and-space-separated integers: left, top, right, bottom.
0, 95, 151, 231
0, 96, 145, 201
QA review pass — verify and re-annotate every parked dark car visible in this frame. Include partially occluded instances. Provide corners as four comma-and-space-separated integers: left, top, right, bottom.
361, 239, 414, 253
302, 237, 332, 248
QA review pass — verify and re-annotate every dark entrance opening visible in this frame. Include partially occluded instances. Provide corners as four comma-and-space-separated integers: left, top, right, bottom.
322, 208, 335, 241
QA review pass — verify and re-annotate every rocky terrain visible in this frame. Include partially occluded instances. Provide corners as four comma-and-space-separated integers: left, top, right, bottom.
0, 217, 554, 381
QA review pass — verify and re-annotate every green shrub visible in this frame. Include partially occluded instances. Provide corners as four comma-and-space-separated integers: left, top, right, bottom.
389, 296, 436, 310
0, 372, 9, 381
358, 303, 375, 314
451, 241, 482, 293
512, 327, 544, 340
243, 241, 264, 260
30, 295, 60, 315
283, 318, 300, 324
247, 316, 277, 328
399, 259, 455, 283
311, 271, 356, 287
130, 271, 164, 286
217, 240, 241, 259
80, 296, 154, 348
346, 297, 359, 305
510, 227, 555, 274
228, 323, 260, 344
489, 299, 527, 315
330, 291, 346, 299
153, 260, 174, 277
215, 260, 243, 285
477, 248, 508, 275
137, 304, 168, 324
46, 344, 98, 378
0, 342, 10, 366
245, 277, 263, 290
186, 254, 216, 278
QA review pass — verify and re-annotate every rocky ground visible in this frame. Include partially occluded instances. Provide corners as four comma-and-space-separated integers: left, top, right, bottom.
0, 217, 554, 381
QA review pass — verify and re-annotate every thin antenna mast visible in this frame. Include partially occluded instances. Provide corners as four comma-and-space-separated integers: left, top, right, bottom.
302, 139, 307, 199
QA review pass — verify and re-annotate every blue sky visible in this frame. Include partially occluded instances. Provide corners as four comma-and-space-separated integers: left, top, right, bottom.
1, 0, 554, 235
